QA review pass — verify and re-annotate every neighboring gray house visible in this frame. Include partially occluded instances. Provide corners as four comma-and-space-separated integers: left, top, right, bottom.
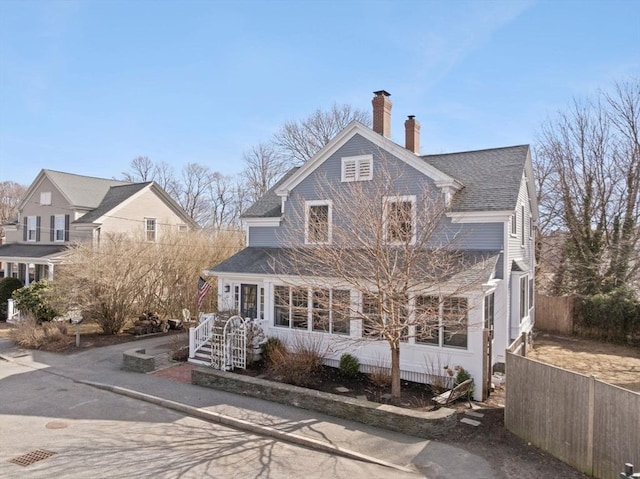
202, 91, 537, 400
0, 169, 198, 283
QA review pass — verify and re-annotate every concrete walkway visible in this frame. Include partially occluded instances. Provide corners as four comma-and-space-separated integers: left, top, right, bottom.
0, 336, 500, 478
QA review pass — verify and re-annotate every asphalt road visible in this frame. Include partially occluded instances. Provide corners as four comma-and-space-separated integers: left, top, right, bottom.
0, 358, 417, 479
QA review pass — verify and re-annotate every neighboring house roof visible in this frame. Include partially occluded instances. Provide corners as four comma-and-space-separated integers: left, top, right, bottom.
209, 246, 499, 285
0, 243, 67, 261
19, 169, 131, 210
242, 168, 300, 218
74, 182, 151, 224
424, 145, 530, 213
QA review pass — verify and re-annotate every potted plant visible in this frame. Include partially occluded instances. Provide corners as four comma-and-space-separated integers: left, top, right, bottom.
246, 321, 267, 362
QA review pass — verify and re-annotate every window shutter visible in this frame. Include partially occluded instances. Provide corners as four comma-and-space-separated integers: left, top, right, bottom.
50, 216, 55, 242
343, 159, 356, 182
36, 216, 41, 242
359, 158, 372, 180
64, 214, 70, 242
23, 217, 27, 241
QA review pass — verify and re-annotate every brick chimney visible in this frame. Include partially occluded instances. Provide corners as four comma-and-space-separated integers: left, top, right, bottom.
372, 90, 392, 138
404, 115, 420, 154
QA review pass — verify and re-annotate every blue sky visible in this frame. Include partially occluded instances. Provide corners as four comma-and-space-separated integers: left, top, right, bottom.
1, 0, 638, 186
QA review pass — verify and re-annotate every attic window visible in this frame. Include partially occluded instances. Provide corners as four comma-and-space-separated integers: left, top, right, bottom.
341, 155, 373, 182
40, 192, 52, 205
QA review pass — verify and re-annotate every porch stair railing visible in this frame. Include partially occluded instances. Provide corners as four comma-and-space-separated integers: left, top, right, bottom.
188, 313, 216, 365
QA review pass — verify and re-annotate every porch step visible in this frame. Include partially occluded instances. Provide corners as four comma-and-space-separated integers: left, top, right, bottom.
188, 358, 211, 366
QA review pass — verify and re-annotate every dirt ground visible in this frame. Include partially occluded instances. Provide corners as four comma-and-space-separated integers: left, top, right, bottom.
528, 332, 640, 392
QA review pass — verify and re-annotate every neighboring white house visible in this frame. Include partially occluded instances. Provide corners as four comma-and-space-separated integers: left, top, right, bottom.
0, 169, 198, 283
201, 91, 538, 400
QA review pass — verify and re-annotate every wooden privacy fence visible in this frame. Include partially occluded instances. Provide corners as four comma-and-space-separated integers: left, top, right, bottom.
505, 352, 640, 479
534, 294, 574, 334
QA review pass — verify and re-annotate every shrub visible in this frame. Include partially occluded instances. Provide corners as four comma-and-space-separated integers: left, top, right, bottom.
262, 336, 286, 365
10, 316, 71, 350
577, 287, 640, 343
339, 353, 360, 378
0, 277, 23, 319
453, 365, 474, 398
368, 365, 392, 389
12, 279, 59, 322
267, 336, 326, 387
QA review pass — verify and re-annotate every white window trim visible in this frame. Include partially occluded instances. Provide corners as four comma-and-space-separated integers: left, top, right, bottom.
54, 214, 65, 242
383, 195, 417, 245
27, 216, 37, 242
341, 154, 373, 182
145, 217, 157, 242
521, 204, 526, 247
510, 211, 517, 237
304, 200, 332, 245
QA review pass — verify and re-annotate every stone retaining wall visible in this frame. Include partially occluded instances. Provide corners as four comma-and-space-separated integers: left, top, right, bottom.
192, 368, 457, 438
122, 348, 155, 373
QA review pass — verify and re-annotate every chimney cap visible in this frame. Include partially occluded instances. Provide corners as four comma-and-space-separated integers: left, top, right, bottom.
407, 115, 416, 120
373, 90, 391, 97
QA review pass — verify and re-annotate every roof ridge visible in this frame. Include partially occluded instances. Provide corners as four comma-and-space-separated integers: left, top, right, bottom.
421, 144, 529, 158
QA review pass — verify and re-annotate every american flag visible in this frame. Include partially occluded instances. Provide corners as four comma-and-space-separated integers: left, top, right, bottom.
196, 276, 211, 309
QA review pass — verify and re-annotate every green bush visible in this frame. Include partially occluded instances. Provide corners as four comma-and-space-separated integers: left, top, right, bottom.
577, 287, 640, 343
339, 353, 360, 378
0, 277, 23, 319
12, 279, 59, 323
454, 366, 474, 398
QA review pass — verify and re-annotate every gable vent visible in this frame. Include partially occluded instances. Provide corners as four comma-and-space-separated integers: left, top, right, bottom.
342, 155, 373, 182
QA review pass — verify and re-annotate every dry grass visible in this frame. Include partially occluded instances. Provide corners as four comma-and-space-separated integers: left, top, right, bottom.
529, 333, 640, 392
266, 335, 326, 387
10, 317, 71, 351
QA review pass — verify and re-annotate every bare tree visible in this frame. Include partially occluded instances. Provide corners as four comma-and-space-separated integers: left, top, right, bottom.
209, 172, 240, 228
175, 163, 214, 226
241, 143, 286, 203
0, 181, 26, 224
55, 229, 244, 333
535, 78, 639, 295
273, 161, 487, 400
274, 103, 371, 166
121, 156, 156, 182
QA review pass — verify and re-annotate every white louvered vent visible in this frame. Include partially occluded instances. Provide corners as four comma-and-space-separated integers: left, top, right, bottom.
341, 155, 373, 182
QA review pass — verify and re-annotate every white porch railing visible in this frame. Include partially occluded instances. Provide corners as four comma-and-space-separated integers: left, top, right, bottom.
189, 313, 216, 361
6, 298, 20, 324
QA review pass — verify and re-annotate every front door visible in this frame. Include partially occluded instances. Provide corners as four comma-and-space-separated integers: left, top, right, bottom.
240, 284, 258, 319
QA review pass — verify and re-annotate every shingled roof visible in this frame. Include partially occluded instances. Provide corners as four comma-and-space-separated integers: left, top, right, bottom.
44, 170, 132, 209
424, 144, 529, 212
74, 182, 151, 224
242, 167, 300, 218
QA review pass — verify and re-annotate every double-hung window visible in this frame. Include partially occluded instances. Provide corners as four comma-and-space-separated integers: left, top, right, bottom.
276, 286, 350, 334
521, 205, 525, 247
305, 201, 331, 244
27, 216, 37, 242
415, 295, 440, 345
520, 276, 528, 320
484, 292, 495, 340
145, 218, 157, 242
54, 215, 65, 242
384, 196, 416, 244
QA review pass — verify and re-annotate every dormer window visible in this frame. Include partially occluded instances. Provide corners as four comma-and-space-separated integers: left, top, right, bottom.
341, 155, 373, 182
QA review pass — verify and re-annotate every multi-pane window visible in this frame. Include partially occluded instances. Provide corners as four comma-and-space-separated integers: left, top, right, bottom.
27, 216, 37, 242
414, 295, 468, 349
443, 297, 468, 348
511, 212, 517, 235
40, 192, 51, 205
341, 155, 373, 182
276, 286, 350, 334
415, 295, 440, 345
54, 215, 65, 241
385, 196, 415, 244
145, 218, 157, 242
484, 292, 495, 340
274, 286, 290, 327
529, 278, 534, 310
306, 202, 330, 244
362, 293, 382, 336
331, 290, 350, 335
